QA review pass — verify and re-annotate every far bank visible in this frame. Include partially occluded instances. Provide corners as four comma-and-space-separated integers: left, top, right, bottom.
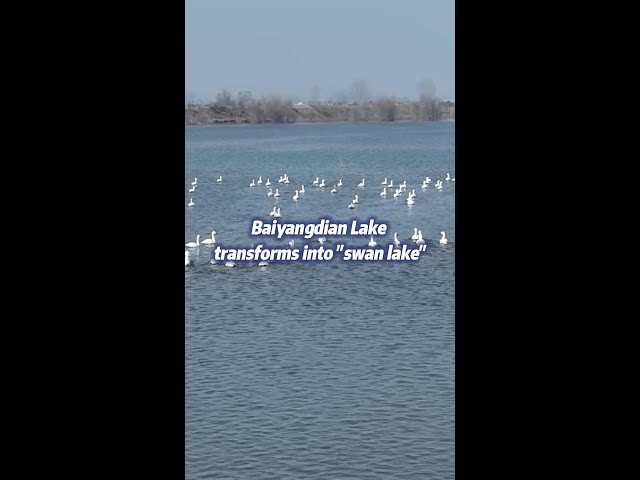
185, 100, 454, 126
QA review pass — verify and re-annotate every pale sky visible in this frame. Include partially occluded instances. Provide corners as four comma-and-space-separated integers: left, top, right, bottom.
185, 0, 454, 102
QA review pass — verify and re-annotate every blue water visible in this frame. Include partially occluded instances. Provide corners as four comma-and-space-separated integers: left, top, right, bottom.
185, 122, 455, 479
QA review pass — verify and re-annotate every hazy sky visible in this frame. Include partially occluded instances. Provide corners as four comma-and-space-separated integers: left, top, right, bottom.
185, 0, 454, 102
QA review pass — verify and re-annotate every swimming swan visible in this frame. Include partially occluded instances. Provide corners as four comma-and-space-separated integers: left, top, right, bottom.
439, 231, 448, 245
188, 198, 195, 207
368, 235, 377, 247
393, 232, 400, 246
201, 231, 217, 245
217, 176, 222, 183
411, 228, 419, 241
416, 230, 426, 245
185, 235, 200, 248
185, 251, 191, 266
358, 179, 365, 187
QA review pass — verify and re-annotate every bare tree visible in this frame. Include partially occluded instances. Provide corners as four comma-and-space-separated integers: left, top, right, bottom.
215, 89, 234, 107
264, 96, 296, 123
375, 98, 397, 121
237, 90, 253, 108
247, 98, 266, 123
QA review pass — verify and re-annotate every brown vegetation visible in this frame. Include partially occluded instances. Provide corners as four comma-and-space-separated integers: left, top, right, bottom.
185, 91, 454, 126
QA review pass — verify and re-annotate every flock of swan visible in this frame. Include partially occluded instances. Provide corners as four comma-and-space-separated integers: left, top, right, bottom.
186, 172, 453, 267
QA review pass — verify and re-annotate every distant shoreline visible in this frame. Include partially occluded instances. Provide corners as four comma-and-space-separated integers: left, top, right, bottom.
185, 100, 454, 127
185, 118, 455, 128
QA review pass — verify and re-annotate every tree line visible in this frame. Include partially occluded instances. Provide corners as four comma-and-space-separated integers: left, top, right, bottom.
185, 80, 453, 124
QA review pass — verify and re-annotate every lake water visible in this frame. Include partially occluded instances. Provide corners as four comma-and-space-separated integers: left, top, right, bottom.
185, 122, 455, 479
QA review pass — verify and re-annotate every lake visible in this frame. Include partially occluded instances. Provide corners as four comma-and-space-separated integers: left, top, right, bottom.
186, 121, 455, 479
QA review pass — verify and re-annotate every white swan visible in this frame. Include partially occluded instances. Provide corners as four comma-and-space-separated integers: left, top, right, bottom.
293, 190, 299, 201
185, 235, 200, 248
201, 231, 217, 245
283, 176, 290, 184
288, 239, 295, 248
225, 261, 236, 267
300, 185, 305, 194
407, 197, 415, 206
258, 261, 270, 267
188, 198, 195, 207
257, 176, 263, 185
249, 179, 255, 187
411, 228, 419, 241
409, 189, 416, 199
331, 185, 337, 194
381, 177, 387, 185
337, 179, 343, 187
446, 173, 450, 181
320, 179, 326, 187
393, 232, 400, 246
185, 251, 191, 266
191, 178, 197, 186
388, 180, 394, 188
278, 176, 284, 183
400, 181, 407, 190
313, 177, 319, 185
368, 235, 376, 248
274, 207, 281, 218
269, 207, 277, 217
273, 189, 280, 198
380, 187, 387, 197
267, 188, 273, 197
436, 182, 443, 191
318, 236, 326, 245
265, 179, 271, 186
358, 178, 365, 187
353, 194, 359, 204
393, 189, 401, 199
217, 176, 222, 183
416, 230, 426, 245
348, 202, 356, 209
188, 186, 195, 193
439, 231, 448, 244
